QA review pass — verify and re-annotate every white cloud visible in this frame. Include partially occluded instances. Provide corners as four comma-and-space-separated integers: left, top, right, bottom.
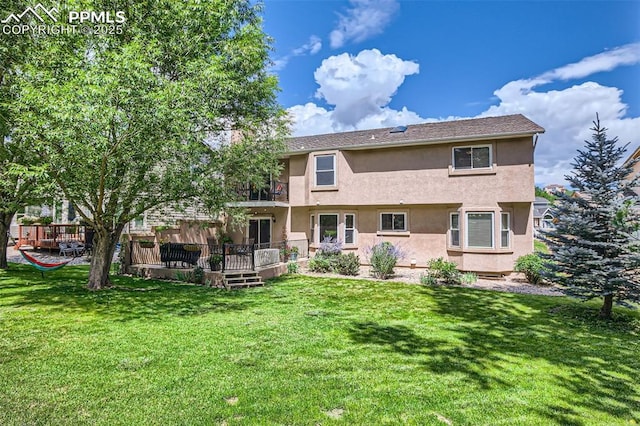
288, 49, 421, 135
541, 42, 640, 82
293, 35, 322, 56
329, 0, 399, 49
288, 44, 640, 188
271, 35, 322, 71
482, 43, 640, 185
315, 49, 418, 125
287, 103, 335, 136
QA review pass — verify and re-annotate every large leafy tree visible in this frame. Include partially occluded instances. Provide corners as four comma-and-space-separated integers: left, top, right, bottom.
541, 117, 640, 318
11, 0, 286, 289
0, 0, 53, 269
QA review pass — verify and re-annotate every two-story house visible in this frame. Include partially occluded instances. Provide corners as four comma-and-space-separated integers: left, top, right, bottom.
230, 114, 545, 274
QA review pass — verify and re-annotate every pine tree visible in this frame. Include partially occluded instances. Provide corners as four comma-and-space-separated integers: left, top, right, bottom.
540, 116, 640, 319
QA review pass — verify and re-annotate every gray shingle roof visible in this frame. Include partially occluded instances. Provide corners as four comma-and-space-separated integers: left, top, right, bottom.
286, 114, 545, 154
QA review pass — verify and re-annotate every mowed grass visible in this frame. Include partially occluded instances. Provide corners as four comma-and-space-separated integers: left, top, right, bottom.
1, 264, 639, 425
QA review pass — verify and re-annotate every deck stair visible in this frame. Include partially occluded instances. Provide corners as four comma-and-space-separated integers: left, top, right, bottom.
222, 271, 264, 290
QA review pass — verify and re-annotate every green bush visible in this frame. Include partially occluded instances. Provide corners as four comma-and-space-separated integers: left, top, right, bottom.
419, 272, 437, 285
287, 262, 299, 274
193, 266, 204, 284
175, 266, 205, 284
334, 253, 360, 276
459, 272, 478, 285
367, 241, 404, 279
427, 257, 461, 284
308, 256, 334, 273
514, 253, 547, 285
308, 253, 361, 276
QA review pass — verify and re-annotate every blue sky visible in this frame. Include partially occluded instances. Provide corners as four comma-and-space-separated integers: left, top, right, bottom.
262, 0, 640, 186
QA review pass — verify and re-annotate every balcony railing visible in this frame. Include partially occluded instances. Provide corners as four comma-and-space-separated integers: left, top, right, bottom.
236, 181, 288, 203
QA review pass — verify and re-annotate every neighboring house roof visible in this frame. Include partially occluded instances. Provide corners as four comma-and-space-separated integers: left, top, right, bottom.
286, 114, 545, 154
533, 197, 552, 219
534, 206, 553, 217
623, 145, 640, 167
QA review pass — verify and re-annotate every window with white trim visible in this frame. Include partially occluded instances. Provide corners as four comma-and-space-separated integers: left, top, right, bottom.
501, 212, 510, 248
466, 212, 494, 248
315, 154, 336, 186
450, 213, 460, 247
319, 214, 338, 242
132, 215, 145, 230
344, 214, 356, 244
453, 145, 492, 170
310, 215, 315, 243
380, 212, 406, 232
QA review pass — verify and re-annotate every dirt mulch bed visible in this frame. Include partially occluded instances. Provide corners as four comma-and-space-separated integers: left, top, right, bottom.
299, 265, 564, 297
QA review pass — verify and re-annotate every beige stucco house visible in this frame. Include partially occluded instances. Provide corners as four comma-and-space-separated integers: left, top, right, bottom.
624, 145, 640, 196
233, 114, 545, 274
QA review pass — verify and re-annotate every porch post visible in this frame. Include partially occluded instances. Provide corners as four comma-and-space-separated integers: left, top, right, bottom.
222, 243, 227, 272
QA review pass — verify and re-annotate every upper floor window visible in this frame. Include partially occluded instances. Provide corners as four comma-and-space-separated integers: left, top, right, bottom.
380, 212, 406, 232
315, 154, 336, 186
453, 145, 492, 170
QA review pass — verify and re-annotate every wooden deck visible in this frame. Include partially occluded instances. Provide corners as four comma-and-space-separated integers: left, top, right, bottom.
15, 224, 86, 251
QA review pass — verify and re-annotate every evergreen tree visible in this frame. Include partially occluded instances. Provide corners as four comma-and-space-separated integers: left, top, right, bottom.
540, 116, 640, 319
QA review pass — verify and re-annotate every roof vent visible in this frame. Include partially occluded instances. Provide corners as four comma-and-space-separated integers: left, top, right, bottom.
390, 125, 407, 134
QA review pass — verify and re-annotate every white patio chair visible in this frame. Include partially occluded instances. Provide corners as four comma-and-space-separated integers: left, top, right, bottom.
59, 241, 76, 257
70, 241, 85, 257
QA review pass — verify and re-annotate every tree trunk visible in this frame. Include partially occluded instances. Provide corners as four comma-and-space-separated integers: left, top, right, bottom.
87, 226, 123, 290
0, 211, 16, 270
599, 294, 614, 319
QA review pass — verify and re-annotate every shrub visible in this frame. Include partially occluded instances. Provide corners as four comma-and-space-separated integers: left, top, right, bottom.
514, 253, 547, 285
419, 272, 437, 285
427, 257, 461, 284
459, 272, 478, 285
318, 237, 342, 257
367, 241, 404, 280
308, 256, 333, 273
175, 266, 204, 284
287, 262, 299, 274
193, 266, 204, 284
334, 253, 360, 276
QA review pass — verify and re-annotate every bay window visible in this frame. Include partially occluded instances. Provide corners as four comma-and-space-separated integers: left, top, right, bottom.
319, 214, 338, 242
466, 212, 494, 248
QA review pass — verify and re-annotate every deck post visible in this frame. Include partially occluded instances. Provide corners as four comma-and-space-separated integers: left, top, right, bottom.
222, 243, 227, 272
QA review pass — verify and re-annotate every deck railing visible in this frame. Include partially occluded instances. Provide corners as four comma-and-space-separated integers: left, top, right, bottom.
129, 239, 309, 272
16, 224, 86, 251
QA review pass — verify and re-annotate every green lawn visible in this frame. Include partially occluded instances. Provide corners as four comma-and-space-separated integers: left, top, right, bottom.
1, 264, 639, 425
